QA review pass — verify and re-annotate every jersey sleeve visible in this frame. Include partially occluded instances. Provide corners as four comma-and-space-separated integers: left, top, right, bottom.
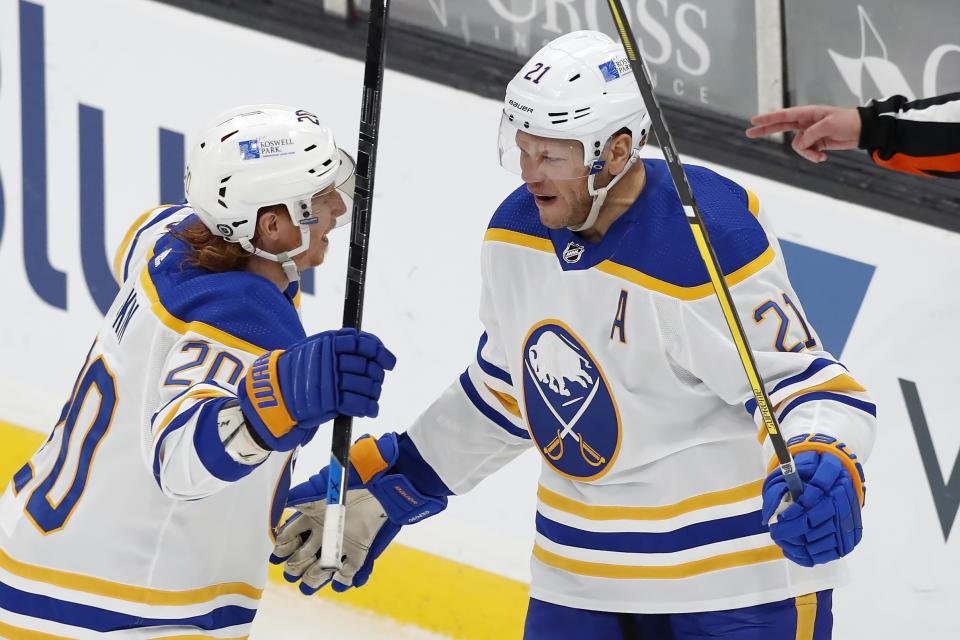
406, 244, 533, 495
858, 92, 960, 178
666, 199, 877, 466
146, 336, 263, 501
113, 204, 189, 284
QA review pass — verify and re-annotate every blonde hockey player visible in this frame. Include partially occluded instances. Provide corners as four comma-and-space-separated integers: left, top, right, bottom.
0, 105, 396, 638
273, 32, 876, 639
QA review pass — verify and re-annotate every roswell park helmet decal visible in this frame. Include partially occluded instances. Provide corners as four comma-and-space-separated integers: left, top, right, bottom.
521, 320, 621, 481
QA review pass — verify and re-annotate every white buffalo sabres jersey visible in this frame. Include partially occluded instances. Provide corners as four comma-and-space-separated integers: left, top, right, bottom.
409, 159, 877, 614
0, 206, 305, 638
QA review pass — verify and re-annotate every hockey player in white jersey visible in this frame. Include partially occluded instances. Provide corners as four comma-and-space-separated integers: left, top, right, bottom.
272, 32, 875, 639
0, 105, 396, 638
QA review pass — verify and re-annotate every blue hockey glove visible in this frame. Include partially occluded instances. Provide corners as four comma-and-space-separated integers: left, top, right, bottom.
761, 433, 865, 567
238, 328, 396, 452
270, 432, 448, 594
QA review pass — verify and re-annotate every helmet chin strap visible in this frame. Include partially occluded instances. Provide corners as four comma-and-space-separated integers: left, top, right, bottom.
568, 149, 640, 233
239, 221, 311, 285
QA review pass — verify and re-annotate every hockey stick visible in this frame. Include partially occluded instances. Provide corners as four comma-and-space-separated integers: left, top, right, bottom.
604, 0, 803, 501
319, 0, 391, 570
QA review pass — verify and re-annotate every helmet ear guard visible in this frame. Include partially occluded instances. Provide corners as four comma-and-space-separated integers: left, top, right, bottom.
184, 104, 356, 282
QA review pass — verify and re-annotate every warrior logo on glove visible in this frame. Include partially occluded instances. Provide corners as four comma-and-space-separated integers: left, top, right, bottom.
522, 320, 621, 480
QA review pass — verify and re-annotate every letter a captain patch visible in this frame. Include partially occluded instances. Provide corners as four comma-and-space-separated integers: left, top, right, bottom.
610, 289, 628, 343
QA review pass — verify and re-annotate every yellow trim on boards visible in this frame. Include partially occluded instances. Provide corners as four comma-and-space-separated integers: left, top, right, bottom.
0, 422, 46, 490
483, 228, 553, 253
139, 249, 268, 356
538, 480, 762, 521
1, 420, 528, 639
533, 543, 784, 580
267, 548, 527, 640
795, 592, 818, 640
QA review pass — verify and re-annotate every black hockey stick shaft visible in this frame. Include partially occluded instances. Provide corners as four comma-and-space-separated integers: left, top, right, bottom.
320, 0, 391, 570
605, 0, 802, 501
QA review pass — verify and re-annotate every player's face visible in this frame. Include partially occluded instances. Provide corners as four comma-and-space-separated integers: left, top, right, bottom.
516, 132, 592, 229
294, 187, 348, 270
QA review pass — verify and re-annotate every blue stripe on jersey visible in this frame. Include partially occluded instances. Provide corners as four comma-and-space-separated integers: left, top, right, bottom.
12, 464, 33, 495
0, 579, 256, 633
476, 333, 512, 385
193, 398, 259, 482
122, 205, 185, 281
778, 391, 877, 423
535, 510, 767, 554
459, 370, 530, 440
152, 401, 206, 487
745, 358, 846, 416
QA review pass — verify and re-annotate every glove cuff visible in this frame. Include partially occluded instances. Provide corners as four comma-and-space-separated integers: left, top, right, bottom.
350, 433, 448, 525
351, 435, 393, 483
239, 350, 296, 446
768, 433, 866, 507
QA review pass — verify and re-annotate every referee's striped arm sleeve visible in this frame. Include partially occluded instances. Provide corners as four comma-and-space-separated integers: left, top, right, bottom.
858, 92, 960, 178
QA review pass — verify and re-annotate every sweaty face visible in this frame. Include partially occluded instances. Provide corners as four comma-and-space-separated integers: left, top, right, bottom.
516, 131, 592, 229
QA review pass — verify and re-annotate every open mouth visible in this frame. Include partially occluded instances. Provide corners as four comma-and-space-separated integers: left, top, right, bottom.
534, 194, 558, 205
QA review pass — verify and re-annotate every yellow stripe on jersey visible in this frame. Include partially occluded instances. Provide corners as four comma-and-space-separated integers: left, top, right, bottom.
776, 374, 866, 410
533, 543, 783, 579
113, 206, 166, 283
795, 593, 818, 640
140, 250, 268, 356
746, 189, 760, 218
0, 621, 73, 640
0, 547, 262, 605
153, 389, 230, 439
483, 227, 775, 301
595, 246, 776, 301
483, 228, 554, 253
538, 480, 762, 521
485, 384, 522, 418
757, 374, 868, 444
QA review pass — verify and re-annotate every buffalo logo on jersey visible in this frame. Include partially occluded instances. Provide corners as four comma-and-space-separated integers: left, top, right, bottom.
521, 321, 621, 480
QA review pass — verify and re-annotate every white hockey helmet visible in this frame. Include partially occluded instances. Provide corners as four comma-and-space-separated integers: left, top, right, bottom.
498, 31, 651, 231
184, 104, 355, 282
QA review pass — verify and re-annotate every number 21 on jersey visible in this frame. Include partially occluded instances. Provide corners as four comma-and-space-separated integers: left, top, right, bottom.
753, 292, 817, 353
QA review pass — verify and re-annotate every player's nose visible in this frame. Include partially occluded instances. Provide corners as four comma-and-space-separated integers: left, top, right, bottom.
520, 159, 546, 185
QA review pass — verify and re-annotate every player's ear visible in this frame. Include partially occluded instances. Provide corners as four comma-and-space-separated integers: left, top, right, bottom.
255, 205, 286, 243
606, 131, 634, 175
